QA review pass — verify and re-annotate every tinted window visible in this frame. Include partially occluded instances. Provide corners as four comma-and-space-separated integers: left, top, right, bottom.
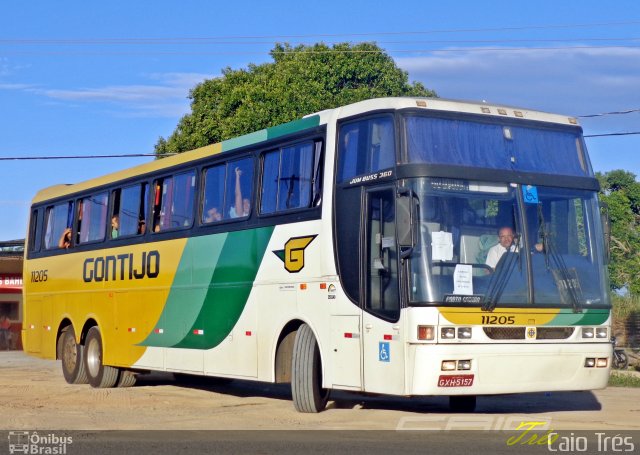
77, 192, 108, 244
43, 201, 74, 250
337, 116, 395, 183
152, 170, 196, 232
225, 157, 253, 219
404, 116, 591, 177
113, 183, 148, 237
261, 141, 314, 214
202, 164, 226, 223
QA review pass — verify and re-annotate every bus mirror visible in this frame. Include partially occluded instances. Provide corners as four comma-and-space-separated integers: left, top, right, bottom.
397, 187, 418, 252
601, 203, 611, 264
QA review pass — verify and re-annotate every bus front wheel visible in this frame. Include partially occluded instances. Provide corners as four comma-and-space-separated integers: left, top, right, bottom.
57, 326, 88, 385
84, 327, 119, 388
291, 323, 329, 413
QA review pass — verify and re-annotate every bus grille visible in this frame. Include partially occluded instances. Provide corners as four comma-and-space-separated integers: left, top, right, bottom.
483, 327, 526, 339
483, 327, 575, 340
536, 327, 575, 339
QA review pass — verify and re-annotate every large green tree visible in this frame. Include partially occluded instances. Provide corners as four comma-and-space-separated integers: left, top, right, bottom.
597, 170, 640, 294
155, 42, 435, 156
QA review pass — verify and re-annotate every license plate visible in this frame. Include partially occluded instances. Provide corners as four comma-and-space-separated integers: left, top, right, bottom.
438, 374, 474, 387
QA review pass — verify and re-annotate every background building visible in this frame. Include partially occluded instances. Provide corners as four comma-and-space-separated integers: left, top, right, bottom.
0, 240, 24, 350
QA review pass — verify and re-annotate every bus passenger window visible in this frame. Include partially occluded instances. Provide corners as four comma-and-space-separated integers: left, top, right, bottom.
261, 141, 314, 214
152, 171, 196, 232
225, 158, 253, 219
77, 192, 108, 244
202, 165, 225, 223
112, 184, 148, 237
43, 201, 75, 250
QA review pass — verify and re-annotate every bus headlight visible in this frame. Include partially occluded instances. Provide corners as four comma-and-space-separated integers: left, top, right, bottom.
596, 358, 608, 368
457, 360, 472, 370
581, 328, 594, 338
441, 328, 456, 339
457, 327, 472, 339
595, 328, 608, 339
584, 358, 596, 367
442, 360, 457, 371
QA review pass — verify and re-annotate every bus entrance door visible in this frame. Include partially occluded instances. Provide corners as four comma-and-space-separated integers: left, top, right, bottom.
362, 188, 405, 394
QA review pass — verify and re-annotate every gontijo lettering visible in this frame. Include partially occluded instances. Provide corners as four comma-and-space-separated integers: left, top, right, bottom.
83, 250, 160, 282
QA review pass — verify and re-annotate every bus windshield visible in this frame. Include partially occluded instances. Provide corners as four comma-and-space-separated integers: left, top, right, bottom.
404, 115, 591, 177
406, 177, 609, 309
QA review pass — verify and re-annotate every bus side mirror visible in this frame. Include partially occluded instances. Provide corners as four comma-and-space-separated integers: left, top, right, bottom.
397, 187, 418, 258
601, 202, 611, 264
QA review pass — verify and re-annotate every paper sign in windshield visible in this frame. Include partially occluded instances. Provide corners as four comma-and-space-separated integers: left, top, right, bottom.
431, 231, 453, 261
454, 264, 473, 295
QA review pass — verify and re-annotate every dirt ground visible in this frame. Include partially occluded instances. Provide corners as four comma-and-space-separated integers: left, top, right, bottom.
1, 351, 640, 431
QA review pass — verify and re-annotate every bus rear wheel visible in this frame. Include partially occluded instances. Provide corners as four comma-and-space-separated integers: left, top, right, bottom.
449, 395, 477, 412
116, 370, 137, 388
57, 326, 88, 385
291, 323, 329, 413
84, 327, 119, 388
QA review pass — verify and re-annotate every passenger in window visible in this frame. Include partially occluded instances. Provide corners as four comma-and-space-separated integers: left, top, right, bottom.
205, 207, 222, 223
58, 228, 72, 249
111, 215, 120, 238
137, 219, 146, 235
230, 167, 250, 218
485, 226, 517, 269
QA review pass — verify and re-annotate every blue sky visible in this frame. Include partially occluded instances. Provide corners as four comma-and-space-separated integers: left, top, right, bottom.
1, 1, 639, 240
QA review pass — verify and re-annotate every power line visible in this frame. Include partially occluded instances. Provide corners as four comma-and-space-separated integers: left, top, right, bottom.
1, 20, 639, 44
2, 37, 639, 46
584, 132, 640, 138
3, 44, 640, 56
579, 108, 640, 118
3, 133, 639, 161
0, 154, 165, 161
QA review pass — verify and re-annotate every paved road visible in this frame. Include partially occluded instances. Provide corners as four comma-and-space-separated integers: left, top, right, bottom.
1, 351, 639, 453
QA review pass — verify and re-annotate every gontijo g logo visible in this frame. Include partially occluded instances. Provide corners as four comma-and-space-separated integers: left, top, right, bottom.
273, 235, 317, 273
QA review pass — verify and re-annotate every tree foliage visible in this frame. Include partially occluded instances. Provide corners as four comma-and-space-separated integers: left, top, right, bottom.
597, 170, 640, 294
155, 42, 435, 156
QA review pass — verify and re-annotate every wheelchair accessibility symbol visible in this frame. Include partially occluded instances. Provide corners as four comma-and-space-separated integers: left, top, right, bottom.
523, 185, 539, 204
379, 341, 390, 362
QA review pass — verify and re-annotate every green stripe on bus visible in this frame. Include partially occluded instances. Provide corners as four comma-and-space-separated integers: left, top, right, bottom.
221, 130, 268, 152
139, 234, 228, 347
548, 308, 609, 326
266, 115, 320, 140
174, 226, 274, 349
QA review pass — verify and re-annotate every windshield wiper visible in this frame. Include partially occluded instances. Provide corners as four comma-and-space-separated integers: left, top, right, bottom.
537, 204, 583, 313
482, 237, 521, 312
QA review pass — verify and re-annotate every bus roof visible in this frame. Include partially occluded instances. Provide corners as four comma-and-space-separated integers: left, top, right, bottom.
32, 97, 581, 204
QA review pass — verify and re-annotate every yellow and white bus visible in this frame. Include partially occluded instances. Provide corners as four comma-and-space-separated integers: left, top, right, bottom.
23, 97, 612, 412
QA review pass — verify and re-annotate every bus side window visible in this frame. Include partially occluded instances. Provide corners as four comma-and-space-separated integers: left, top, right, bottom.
28, 210, 40, 252
337, 116, 395, 183
43, 201, 75, 250
202, 165, 226, 223
261, 141, 314, 214
152, 171, 196, 232
77, 192, 108, 244
113, 184, 148, 237
225, 157, 253, 219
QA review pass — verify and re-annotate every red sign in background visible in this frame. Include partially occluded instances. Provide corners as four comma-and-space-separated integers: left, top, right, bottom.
0, 274, 22, 293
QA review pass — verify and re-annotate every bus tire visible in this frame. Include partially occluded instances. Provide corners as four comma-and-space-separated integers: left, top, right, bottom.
84, 327, 119, 388
57, 326, 88, 385
291, 323, 329, 413
449, 395, 477, 413
117, 370, 137, 388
